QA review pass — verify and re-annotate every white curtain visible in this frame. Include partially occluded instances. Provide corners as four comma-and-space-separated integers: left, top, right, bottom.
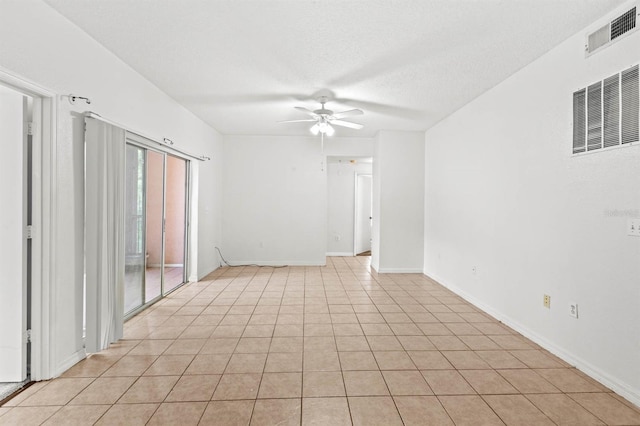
84, 117, 125, 353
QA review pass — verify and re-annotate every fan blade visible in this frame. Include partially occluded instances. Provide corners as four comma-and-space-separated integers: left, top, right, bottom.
278, 119, 317, 123
334, 97, 424, 120
332, 109, 364, 119
294, 106, 320, 119
331, 120, 363, 130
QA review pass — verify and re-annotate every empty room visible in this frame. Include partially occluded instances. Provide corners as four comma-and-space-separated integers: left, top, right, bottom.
0, 0, 639, 425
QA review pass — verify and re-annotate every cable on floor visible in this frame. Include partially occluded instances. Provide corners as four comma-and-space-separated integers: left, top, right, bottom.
214, 246, 288, 268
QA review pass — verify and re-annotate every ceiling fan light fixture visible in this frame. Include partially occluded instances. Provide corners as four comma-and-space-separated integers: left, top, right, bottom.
324, 123, 335, 136
283, 96, 364, 136
310, 121, 334, 136
311, 121, 334, 136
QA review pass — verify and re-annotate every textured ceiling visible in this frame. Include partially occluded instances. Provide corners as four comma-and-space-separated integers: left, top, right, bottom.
45, 0, 625, 137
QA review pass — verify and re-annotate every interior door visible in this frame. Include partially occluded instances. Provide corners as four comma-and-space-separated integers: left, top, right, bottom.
354, 174, 372, 255
0, 85, 28, 382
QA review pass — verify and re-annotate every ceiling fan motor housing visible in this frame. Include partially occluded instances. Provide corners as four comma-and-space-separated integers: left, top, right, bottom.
315, 108, 333, 117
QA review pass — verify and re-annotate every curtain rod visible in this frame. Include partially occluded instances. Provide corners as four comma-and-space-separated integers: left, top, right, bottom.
84, 111, 211, 161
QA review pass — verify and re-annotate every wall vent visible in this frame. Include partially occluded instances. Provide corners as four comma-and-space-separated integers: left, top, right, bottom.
587, 81, 603, 151
621, 65, 640, 144
572, 90, 586, 154
586, 6, 638, 56
573, 64, 640, 154
611, 7, 637, 40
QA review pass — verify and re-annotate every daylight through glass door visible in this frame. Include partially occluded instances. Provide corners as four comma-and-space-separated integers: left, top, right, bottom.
124, 142, 189, 317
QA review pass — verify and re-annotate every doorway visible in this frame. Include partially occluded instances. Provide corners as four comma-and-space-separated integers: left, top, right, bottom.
354, 173, 372, 256
0, 84, 32, 398
326, 156, 373, 258
124, 137, 189, 317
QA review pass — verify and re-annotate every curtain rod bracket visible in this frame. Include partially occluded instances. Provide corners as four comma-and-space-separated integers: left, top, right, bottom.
67, 94, 91, 105
163, 137, 174, 145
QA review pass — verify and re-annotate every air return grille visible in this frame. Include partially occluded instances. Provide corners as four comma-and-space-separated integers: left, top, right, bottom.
588, 24, 611, 53
586, 6, 638, 55
611, 7, 637, 40
621, 65, 640, 144
587, 82, 603, 151
573, 65, 639, 154
603, 74, 620, 148
572, 90, 586, 154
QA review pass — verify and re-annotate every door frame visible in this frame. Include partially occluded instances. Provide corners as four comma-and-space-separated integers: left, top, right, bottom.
123, 139, 166, 319
163, 153, 190, 295
123, 136, 191, 319
0, 67, 57, 381
353, 173, 372, 256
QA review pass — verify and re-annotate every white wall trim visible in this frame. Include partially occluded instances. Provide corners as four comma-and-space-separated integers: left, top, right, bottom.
0, 66, 57, 381
227, 260, 326, 267
326, 252, 354, 257
53, 349, 86, 378
197, 265, 219, 281
424, 269, 640, 408
371, 258, 380, 272
375, 267, 424, 274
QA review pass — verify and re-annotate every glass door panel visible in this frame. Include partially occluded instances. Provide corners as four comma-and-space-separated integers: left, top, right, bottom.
145, 150, 164, 303
164, 155, 187, 293
124, 139, 190, 317
124, 145, 145, 314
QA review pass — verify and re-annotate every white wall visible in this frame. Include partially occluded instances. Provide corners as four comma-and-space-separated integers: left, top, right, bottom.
373, 130, 425, 272
326, 160, 372, 255
424, 3, 640, 405
0, 85, 26, 381
196, 149, 224, 280
0, 0, 224, 377
372, 139, 382, 269
222, 136, 372, 265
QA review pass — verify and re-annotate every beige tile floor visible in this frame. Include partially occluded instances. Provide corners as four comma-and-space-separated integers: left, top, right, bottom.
2, 256, 640, 425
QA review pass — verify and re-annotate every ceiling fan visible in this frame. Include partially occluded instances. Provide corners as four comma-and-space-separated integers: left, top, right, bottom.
279, 96, 364, 136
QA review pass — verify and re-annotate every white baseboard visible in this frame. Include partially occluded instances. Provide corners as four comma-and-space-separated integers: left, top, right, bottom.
54, 349, 86, 378
376, 267, 424, 273
226, 260, 326, 267
326, 252, 354, 257
424, 269, 640, 408
197, 264, 219, 281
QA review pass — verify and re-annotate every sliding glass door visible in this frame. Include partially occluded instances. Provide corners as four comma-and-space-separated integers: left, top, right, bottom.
124, 140, 189, 317
124, 145, 146, 314
145, 151, 164, 303
164, 155, 188, 293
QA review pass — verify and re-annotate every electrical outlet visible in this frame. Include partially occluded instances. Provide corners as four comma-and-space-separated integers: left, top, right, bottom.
471, 266, 477, 275
543, 294, 551, 309
569, 302, 579, 318
627, 219, 640, 236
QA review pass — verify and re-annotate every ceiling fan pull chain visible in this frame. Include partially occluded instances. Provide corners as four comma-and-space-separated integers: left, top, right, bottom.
320, 132, 325, 172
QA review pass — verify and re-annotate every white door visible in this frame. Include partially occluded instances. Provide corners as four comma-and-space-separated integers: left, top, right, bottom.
0, 85, 27, 382
354, 174, 372, 255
